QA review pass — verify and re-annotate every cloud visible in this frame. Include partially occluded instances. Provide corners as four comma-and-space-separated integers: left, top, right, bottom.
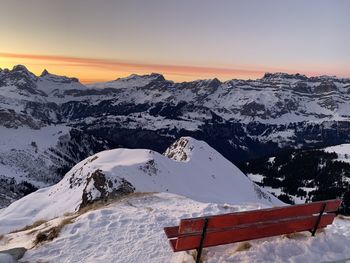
0, 52, 266, 78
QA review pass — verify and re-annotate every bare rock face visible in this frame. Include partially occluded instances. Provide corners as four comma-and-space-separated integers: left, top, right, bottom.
241, 101, 266, 117
164, 137, 191, 161
80, 169, 135, 209
0, 109, 42, 129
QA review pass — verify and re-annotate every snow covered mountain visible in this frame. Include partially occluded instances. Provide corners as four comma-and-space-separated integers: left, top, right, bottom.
0, 137, 280, 235
2, 65, 350, 208
0, 136, 348, 260
5, 138, 348, 263
2, 65, 350, 162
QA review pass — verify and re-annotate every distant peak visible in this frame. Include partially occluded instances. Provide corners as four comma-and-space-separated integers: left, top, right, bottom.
40, 69, 49, 77
263, 72, 307, 80
123, 73, 165, 81
208, 77, 222, 88
12, 64, 30, 73
149, 73, 166, 81
39, 69, 80, 83
9, 64, 37, 81
317, 75, 337, 80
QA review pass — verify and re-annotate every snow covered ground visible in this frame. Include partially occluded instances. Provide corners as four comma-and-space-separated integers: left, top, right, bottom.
1, 192, 349, 263
0, 137, 349, 262
324, 143, 350, 164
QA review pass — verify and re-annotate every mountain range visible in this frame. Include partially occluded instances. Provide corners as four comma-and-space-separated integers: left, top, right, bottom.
1, 65, 350, 210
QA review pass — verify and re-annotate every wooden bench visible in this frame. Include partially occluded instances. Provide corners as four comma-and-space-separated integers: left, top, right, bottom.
164, 199, 341, 263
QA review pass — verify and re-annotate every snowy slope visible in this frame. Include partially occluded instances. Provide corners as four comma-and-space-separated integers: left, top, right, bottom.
87, 73, 166, 89
1, 193, 349, 263
0, 137, 280, 235
0, 125, 71, 208
324, 143, 350, 163
0, 124, 109, 208
36, 70, 86, 96
0, 125, 71, 184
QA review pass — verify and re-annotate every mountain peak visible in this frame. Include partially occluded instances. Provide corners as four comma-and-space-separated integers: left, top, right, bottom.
263, 72, 307, 81
12, 64, 30, 73
148, 73, 166, 81
40, 69, 50, 77
208, 77, 222, 88
125, 73, 165, 82
6, 64, 38, 84
164, 137, 225, 164
0, 136, 279, 234
39, 70, 80, 83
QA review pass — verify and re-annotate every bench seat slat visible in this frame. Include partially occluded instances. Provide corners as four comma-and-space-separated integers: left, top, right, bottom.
179, 199, 341, 234
164, 226, 179, 239
174, 213, 335, 251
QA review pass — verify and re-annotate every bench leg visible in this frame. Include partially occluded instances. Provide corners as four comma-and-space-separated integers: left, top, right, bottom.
311, 203, 326, 236
196, 218, 209, 263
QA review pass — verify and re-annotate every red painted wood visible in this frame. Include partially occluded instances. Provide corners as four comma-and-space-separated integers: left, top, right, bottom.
169, 239, 177, 252
174, 214, 336, 251
179, 199, 341, 234
164, 226, 179, 238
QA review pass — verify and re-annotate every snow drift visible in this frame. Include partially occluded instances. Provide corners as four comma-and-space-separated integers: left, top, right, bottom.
2, 193, 349, 263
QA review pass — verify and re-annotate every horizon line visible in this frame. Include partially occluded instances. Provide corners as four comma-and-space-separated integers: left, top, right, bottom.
0, 52, 348, 84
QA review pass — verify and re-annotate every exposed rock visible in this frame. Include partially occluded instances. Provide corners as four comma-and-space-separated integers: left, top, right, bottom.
0, 247, 27, 260
80, 169, 135, 209
40, 69, 49, 77
0, 109, 42, 129
164, 137, 190, 161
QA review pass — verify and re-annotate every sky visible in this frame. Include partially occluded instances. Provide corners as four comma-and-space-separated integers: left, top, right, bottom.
0, 0, 349, 83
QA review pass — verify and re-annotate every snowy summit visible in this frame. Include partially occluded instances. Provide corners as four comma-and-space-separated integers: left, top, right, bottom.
0, 137, 279, 235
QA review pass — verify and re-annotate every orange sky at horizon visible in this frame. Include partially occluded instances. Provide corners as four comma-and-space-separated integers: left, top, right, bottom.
0, 52, 267, 83
1, 52, 349, 84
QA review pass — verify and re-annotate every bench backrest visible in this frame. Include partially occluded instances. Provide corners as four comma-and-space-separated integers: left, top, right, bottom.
166, 199, 341, 252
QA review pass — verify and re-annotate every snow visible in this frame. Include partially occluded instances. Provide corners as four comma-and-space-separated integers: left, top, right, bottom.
96, 113, 203, 131
0, 125, 71, 186
247, 173, 264, 183
2, 68, 350, 261
268, 157, 276, 163
87, 73, 165, 89
324, 144, 350, 163
0, 193, 349, 263
36, 72, 86, 94
0, 253, 15, 263
2, 67, 350, 134
264, 130, 296, 148
0, 125, 69, 152
0, 137, 280, 235
0, 138, 348, 262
